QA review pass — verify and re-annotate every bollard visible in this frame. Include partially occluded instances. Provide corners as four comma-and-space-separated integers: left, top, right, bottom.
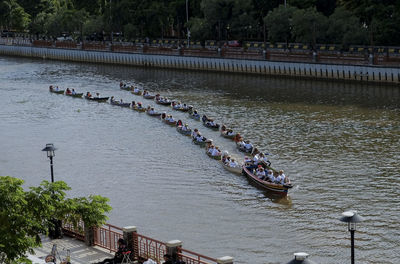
369, 53, 374, 65
84, 225, 94, 246
217, 47, 221, 57
166, 240, 182, 263
312, 51, 318, 63
217, 256, 234, 264
123, 226, 137, 256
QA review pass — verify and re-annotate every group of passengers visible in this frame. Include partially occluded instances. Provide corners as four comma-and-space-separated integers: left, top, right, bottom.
191, 128, 207, 142
206, 144, 222, 157
164, 114, 175, 123
237, 139, 253, 153
221, 125, 235, 137
133, 86, 141, 94
155, 94, 170, 103
172, 101, 190, 110
49, 85, 60, 91
221, 153, 239, 168
131, 101, 143, 108
190, 109, 201, 119
147, 107, 158, 115
65, 88, 77, 95
86, 92, 101, 98
254, 166, 288, 185
202, 115, 218, 127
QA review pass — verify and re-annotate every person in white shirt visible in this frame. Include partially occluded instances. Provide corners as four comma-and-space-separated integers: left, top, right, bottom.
134, 87, 140, 93
207, 145, 215, 154
252, 154, 259, 165
255, 166, 265, 179
212, 147, 221, 156
208, 120, 215, 126
244, 141, 253, 151
267, 170, 275, 182
192, 129, 199, 138
229, 159, 238, 168
227, 129, 235, 136
278, 170, 287, 184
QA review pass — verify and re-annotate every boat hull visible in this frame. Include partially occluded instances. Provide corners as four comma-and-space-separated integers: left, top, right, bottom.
242, 166, 291, 196
66, 93, 83, 98
84, 96, 109, 102
222, 163, 242, 174
111, 101, 131, 107
177, 127, 192, 136
156, 100, 171, 105
206, 151, 222, 160
50, 90, 65, 94
132, 106, 146, 112
203, 122, 220, 130
132, 91, 143, 95
221, 131, 235, 139
147, 112, 161, 117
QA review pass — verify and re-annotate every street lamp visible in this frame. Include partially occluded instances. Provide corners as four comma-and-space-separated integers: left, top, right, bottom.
340, 210, 365, 264
286, 252, 317, 264
42, 143, 56, 183
186, 0, 190, 48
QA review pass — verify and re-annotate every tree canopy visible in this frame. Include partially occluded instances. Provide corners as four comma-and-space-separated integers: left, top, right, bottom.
1, 0, 399, 45
0, 176, 112, 264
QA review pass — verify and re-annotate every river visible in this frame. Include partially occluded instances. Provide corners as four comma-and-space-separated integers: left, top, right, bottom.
0, 56, 399, 264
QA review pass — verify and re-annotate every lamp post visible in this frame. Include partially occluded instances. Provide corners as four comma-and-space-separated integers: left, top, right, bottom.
42, 143, 62, 239
186, 0, 190, 48
42, 143, 56, 183
286, 252, 317, 264
340, 210, 365, 264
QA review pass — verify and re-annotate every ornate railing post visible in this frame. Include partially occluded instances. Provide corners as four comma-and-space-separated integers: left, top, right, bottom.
217, 256, 234, 264
166, 240, 182, 263
123, 226, 137, 256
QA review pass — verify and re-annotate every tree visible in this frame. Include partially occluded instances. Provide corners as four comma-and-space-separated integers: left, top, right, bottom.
0, 176, 111, 263
0, 0, 31, 30
264, 5, 297, 44
327, 7, 368, 48
291, 7, 328, 48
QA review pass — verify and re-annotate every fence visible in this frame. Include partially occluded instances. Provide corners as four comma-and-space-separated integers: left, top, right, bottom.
62, 220, 85, 241
133, 233, 167, 263
60, 221, 223, 264
178, 248, 218, 264
93, 224, 124, 252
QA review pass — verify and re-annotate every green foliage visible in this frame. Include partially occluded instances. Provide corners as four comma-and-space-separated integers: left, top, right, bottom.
326, 7, 368, 47
291, 7, 328, 48
0, 0, 31, 30
264, 5, 297, 44
0, 176, 111, 263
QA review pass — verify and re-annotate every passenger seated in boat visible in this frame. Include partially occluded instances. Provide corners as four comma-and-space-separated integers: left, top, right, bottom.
252, 154, 259, 165
119, 82, 123, 88
207, 119, 216, 126
278, 170, 288, 184
195, 133, 205, 142
110, 96, 115, 102
148, 107, 155, 114
226, 129, 235, 136
95, 93, 100, 98
134, 87, 140, 93
212, 147, 221, 156
66, 88, 71, 94
192, 110, 200, 118
255, 166, 266, 179
120, 99, 124, 104
72, 89, 76, 95
86, 92, 92, 98
229, 159, 238, 168
244, 140, 253, 151
233, 133, 243, 142
177, 120, 183, 126
191, 128, 199, 138
202, 115, 210, 123
143, 90, 147, 95
131, 101, 136, 107
182, 103, 188, 109
137, 102, 143, 108
251, 147, 260, 156
161, 112, 166, 119
49, 85, 53, 91
244, 156, 252, 165
221, 125, 227, 132
55, 86, 60, 91
182, 124, 189, 131
207, 145, 215, 154
258, 153, 271, 166
267, 170, 275, 182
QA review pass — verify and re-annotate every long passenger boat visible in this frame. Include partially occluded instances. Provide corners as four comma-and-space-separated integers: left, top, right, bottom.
242, 166, 292, 196
84, 96, 109, 102
65, 93, 83, 98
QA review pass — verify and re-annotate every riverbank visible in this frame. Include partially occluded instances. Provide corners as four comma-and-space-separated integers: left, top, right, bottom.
1, 43, 399, 85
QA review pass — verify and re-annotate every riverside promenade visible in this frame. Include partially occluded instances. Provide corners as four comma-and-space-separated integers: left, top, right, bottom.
1, 38, 399, 85
29, 236, 113, 264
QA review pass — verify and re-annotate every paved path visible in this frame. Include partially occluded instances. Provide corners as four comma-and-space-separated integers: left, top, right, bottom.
29, 235, 114, 264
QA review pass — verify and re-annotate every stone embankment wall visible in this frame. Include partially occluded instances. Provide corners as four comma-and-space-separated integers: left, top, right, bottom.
1, 44, 399, 84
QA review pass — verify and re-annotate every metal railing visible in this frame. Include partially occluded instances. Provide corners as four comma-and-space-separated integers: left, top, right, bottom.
62, 220, 85, 241
178, 248, 217, 264
93, 224, 123, 252
133, 233, 167, 263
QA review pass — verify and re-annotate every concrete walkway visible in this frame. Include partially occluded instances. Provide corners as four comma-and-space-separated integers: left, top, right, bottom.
29, 235, 114, 264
